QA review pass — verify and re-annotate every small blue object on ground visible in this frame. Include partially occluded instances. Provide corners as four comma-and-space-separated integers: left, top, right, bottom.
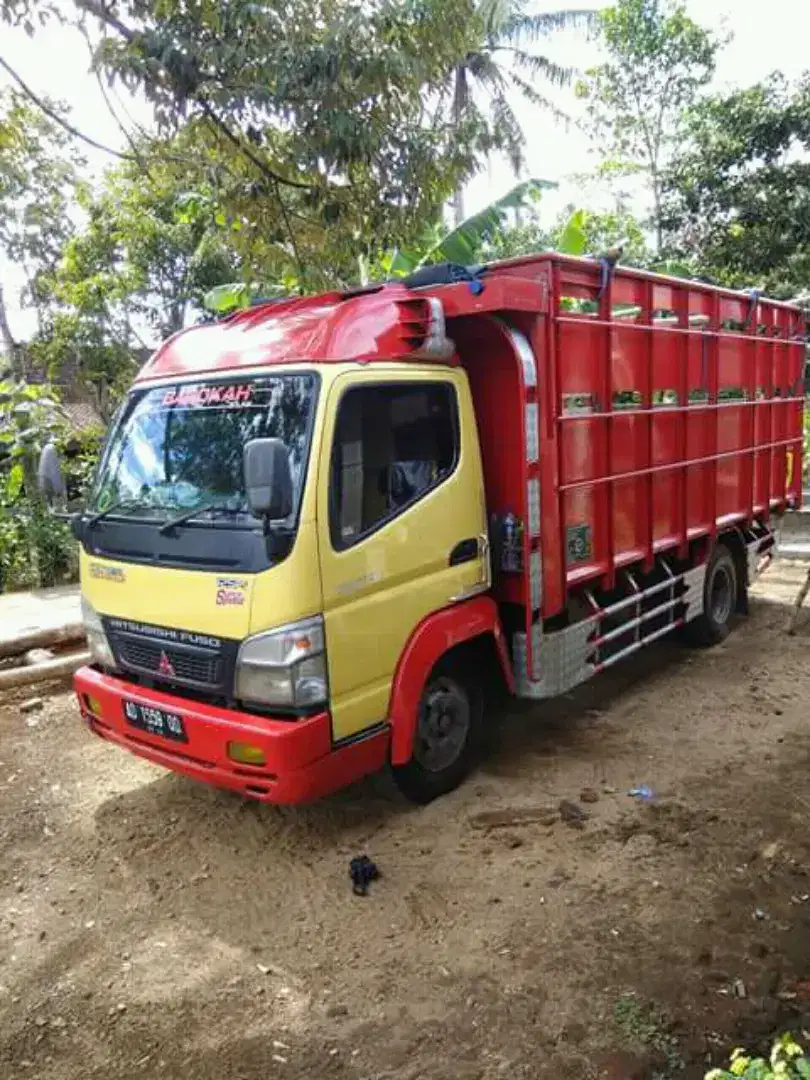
627, 785, 654, 801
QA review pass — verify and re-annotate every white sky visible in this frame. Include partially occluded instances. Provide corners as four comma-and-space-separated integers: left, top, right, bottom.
1, 0, 809, 340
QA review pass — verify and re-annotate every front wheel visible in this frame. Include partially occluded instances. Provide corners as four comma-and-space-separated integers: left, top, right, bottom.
391, 663, 483, 804
683, 545, 738, 646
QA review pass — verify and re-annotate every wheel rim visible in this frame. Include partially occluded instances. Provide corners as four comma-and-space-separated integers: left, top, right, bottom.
710, 563, 733, 625
414, 677, 471, 773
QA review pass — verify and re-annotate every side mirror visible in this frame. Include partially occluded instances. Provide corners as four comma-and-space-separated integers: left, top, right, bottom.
243, 438, 293, 519
37, 441, 66, 509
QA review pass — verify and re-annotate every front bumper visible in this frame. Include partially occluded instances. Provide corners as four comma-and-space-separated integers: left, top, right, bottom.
74, 666, 389, 804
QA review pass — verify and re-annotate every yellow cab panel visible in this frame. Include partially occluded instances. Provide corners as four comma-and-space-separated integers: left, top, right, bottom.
79, 518, 322, 640
316, 364, 488, 743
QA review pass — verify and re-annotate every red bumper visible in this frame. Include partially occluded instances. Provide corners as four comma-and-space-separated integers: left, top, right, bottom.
74, 667, 389, 804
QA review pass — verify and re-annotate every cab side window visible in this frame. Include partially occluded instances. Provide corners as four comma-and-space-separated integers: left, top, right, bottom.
330, 383, 459, 549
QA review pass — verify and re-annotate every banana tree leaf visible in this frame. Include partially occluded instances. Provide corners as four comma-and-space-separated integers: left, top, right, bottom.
649, 259, 693, 279
556, 208, 588, 256
389, 249, 419, 276
419, 177, 556, 268
203, 283, 255, 313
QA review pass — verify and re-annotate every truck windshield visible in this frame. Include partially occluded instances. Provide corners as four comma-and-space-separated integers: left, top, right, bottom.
90, 374, 318, 526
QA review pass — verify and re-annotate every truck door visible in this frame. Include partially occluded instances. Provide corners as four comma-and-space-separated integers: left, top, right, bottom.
317, 368, 488, 745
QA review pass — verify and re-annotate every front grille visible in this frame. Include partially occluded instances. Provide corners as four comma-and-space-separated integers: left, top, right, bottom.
117, 639, 219, 685
103, 616, 238, 694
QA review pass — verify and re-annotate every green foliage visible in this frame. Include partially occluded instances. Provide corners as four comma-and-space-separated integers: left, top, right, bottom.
0, 379, 83, 591
578, 0, 718, 250
0, 0, 54, 29
0, 377, 65, 465
482, 204, 651, 263
59, 424, 104, 505
661, 75, 810, 297
28, 135, 248, 414
0, 493, 77, 592
613, 996, 683, 1080
394, 178, 555, 273
78, 0, 495, 280
556, 208, 588, 256
0, 88, 85, 316
707, 1034, 810, 1080
554, 205, 650, 262
54, 151, 238, 338
203, 281, 287, 316
480, 217, 549, 261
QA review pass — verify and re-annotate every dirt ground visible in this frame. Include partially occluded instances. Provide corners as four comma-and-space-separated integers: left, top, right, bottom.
3, 562, 810, 1080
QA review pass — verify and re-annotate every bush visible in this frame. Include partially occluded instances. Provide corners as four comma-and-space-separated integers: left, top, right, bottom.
707, 1034, 810, 1080
0, 497, 77, 592
0, 380, 102, 592
58, 423, 104, 507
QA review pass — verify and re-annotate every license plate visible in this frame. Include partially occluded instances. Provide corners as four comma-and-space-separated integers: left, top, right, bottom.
123, 700, 187, 742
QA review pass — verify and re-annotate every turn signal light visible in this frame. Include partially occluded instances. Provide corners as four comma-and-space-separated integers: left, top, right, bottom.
84, 694, 103, 718
227, 741, 267, 766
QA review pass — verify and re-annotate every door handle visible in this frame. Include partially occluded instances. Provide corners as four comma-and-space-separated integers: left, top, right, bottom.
448, 532, 492, 604
449, 538, 479, 566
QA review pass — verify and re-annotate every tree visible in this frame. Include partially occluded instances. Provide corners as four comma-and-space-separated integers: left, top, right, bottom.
447, 0, 593, 224
60, 152, 238, 338
0, 88, 84, 363
66, 0, 492, 286
30, 137, 242, 417
577, 0, 718, 253
661, 75, 810, 298
1, 0, 501, 291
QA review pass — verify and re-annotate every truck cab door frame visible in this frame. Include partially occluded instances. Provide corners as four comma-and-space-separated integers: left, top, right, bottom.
316, 365, 488, 745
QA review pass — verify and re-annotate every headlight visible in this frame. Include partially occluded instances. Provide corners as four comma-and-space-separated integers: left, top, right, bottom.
81, 597, 117, 670
235, 616, 328, 710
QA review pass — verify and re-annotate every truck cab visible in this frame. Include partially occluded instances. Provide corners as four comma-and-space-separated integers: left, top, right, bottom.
73, 286, 507, 803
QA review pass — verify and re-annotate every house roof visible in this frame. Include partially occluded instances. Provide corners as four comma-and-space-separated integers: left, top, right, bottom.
62, 401, 102, 434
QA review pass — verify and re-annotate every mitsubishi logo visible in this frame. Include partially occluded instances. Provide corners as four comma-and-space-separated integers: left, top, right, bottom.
158, 651, 175, 677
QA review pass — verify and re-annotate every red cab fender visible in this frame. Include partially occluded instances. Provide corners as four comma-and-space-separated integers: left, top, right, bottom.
388, 596, 514, 766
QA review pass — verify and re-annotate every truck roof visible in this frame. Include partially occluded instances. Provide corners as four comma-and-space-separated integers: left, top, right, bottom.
134, 253, 804, 385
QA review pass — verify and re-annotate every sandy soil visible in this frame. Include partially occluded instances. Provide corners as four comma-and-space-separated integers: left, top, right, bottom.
2, 560, 810, 1080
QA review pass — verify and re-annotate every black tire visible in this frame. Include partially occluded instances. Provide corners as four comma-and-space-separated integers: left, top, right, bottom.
391, 661, 483, 804
683, 545, 738, 646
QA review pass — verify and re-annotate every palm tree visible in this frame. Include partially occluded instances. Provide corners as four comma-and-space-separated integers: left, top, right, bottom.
449, 1, 594, 224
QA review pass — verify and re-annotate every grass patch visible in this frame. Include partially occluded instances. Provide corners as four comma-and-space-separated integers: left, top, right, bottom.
613, 995, 684, 1079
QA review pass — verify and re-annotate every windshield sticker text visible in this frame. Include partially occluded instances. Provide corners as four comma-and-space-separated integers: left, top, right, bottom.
162, 383, 254, 409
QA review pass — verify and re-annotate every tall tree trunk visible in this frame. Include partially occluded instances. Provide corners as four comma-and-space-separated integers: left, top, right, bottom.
451, 62, 469, 229
651, 171, 663, 256
452, 186, 465, 228
0, 285, 20, 374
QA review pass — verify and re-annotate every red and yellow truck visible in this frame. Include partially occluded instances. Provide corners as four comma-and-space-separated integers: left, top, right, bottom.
66, 253, 805, 803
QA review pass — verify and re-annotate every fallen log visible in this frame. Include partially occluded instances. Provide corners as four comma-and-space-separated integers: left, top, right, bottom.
788, 564, 810, 634
0, 650, 90, 691
0, 622, 85, 661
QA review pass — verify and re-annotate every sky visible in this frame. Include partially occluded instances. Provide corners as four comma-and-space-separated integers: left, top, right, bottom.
1, 0, 809, 340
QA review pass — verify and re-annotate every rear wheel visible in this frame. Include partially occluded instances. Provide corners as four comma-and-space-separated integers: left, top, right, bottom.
684, 545, 738, 646
391, 662, 483, 804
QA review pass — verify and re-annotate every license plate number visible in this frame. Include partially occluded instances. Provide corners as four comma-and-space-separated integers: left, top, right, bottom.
123, 700, 187, 742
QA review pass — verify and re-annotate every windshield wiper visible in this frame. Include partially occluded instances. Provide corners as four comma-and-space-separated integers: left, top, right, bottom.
86, 498, 145, 528
158, 504, 243, 535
